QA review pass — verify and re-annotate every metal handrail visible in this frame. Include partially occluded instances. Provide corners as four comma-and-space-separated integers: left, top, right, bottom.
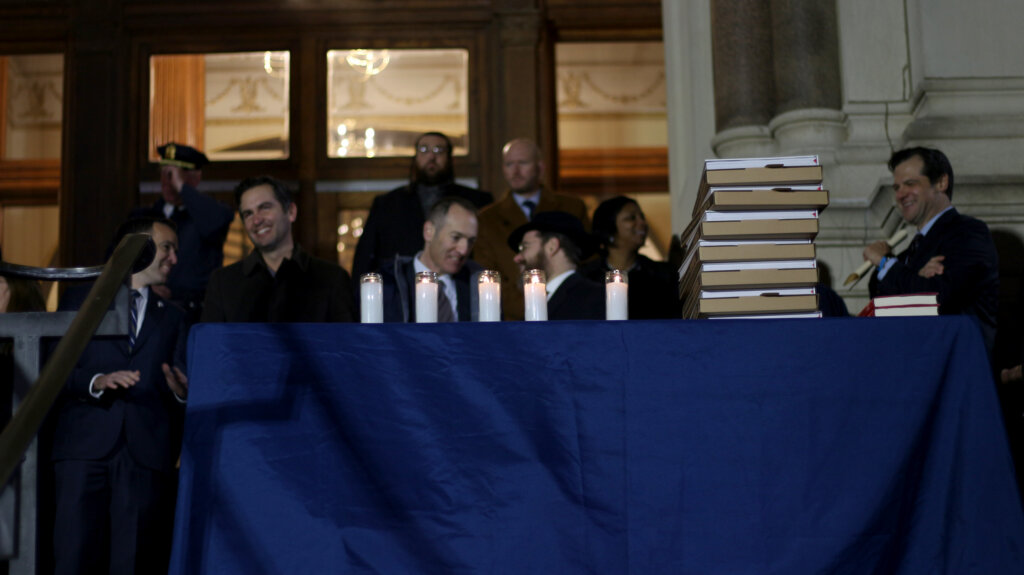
0, 233, 153, 488
0, 261, 105, 282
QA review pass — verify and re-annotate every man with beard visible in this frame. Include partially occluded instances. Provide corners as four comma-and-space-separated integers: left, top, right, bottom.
202, 176, 355, 322
862, 147, 999, 352
474, 138, 589, 320
352, 132, 492, 280
508, 211, 604, 321
379, 196, 484, 322
53, 217, 189, 575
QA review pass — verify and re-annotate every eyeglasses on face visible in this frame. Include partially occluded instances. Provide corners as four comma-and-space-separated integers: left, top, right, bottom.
417, 145, 448, 155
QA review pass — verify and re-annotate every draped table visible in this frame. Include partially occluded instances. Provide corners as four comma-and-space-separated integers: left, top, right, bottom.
170, 317, 1024, 574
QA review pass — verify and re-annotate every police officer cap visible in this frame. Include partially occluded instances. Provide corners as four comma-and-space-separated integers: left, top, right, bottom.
157, 142, 209, 170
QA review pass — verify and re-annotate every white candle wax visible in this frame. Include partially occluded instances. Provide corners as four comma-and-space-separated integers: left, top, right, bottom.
606, 281, 628, 320
478, 282, 501, 322
415, 281, 438, 323
360, 281, 383, 323
523, 282, 548, 322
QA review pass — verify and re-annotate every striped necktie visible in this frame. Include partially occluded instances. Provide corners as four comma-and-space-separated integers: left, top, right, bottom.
437, 284, 456, 322
129, 289, 142, 352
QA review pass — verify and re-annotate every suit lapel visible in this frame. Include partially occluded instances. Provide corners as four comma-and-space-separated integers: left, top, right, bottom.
453, 267, 471, 321
497, 194, 527, 229
922, 209, 957, 247
536, 188, 559, 213
546, 273, 576, 318
401, 259, 417, 322
111, 285, 134, 356
909, 209, 957, 267
133, 293, 164, 352
401, 190, 426, 243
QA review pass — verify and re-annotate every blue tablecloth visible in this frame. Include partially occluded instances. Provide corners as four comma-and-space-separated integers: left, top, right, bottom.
170, 317, 1024, 574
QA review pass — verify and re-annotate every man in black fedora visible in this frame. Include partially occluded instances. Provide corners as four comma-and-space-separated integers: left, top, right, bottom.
508, 211, 604, 320
133, 142, 234, 323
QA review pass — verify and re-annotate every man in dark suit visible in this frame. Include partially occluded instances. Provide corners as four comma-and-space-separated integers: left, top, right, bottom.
352, 132, 492, 280
202, 175, 355, 323
379, 196, 484, 322
475, 138, 591, 320
52, 217, 189, 575
133, 142, 235, 323
508, 211, 604, 320
863, 147, 999, 351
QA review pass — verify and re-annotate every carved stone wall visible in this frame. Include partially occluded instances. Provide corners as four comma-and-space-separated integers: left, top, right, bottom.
667, 0, 1024, 332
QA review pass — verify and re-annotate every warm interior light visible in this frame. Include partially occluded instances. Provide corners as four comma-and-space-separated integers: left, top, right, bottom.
345, 49, 391, 77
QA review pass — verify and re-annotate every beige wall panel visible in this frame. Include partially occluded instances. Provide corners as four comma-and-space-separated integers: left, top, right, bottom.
2, 205, 59, 266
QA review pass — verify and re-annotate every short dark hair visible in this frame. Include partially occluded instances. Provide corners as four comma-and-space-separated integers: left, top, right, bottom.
888, 147, 954, 200
106, 216, 176, 261
540, 231, 583, 266
111, 216, 175, 246
234, 175, 293, 212
426, 196, 477, 230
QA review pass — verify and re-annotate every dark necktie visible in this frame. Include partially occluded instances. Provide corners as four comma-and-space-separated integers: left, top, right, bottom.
129, 289, 142, 352
522, 200, 537, 221
902, 233, 923, 264
437, 283, 456, 322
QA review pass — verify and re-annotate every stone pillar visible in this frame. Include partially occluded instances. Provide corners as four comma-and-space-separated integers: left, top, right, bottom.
709, 0, 777, 157
770, 0, 841, 114
767, 0, 845, 158
662, 0, 716, 232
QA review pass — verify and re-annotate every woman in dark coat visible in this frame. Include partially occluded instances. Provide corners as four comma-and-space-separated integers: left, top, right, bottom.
581, 196, 682, 319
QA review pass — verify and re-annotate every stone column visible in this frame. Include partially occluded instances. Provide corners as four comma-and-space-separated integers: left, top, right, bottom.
709, 0, 777, 157
662, 0, 716, 233
768, 0, 845, 158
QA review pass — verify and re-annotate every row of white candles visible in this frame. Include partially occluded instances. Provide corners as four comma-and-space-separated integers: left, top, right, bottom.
360, 269, 629, 323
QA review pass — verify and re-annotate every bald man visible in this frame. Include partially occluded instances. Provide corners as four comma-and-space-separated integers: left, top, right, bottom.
473, 138, 589, 320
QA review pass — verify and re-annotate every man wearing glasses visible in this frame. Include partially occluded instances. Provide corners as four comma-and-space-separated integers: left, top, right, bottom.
352, 132, 492, 280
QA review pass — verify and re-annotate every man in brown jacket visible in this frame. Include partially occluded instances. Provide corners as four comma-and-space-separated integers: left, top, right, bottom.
473, 138, 589, 320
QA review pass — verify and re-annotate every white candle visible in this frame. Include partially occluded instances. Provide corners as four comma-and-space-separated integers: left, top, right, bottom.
415, 271, 438, 323
523, 269, 547, 322
478, 270, 501, 322
360, 273, 383, 323
605, 270, 629, 321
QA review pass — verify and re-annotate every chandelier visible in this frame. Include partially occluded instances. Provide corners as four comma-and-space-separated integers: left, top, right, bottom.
345, 49, 391, 78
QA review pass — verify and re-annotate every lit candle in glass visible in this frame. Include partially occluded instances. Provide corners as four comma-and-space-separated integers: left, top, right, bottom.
522, 269, 547, 322
478, 270, 501, 322
605, 270, 628, 321
360, 273, 383, 323
415, 271, 439, 323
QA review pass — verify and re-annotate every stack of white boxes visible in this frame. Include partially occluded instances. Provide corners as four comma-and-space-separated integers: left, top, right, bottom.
679, 156, 830, 319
